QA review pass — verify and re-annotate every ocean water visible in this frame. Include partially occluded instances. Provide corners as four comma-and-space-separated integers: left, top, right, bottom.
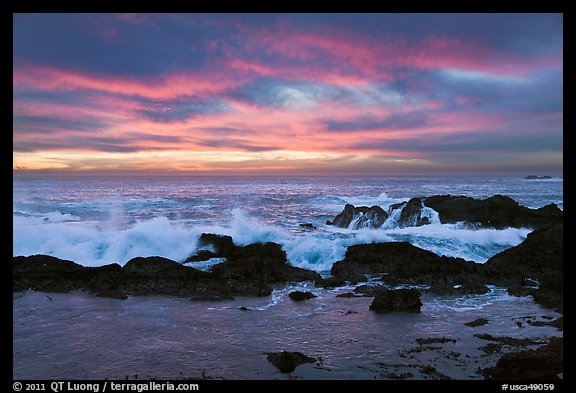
12, 174, 564, 380
13, 174, 563, 271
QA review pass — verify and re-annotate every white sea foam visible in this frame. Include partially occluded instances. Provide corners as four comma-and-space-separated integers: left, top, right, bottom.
13, 206, 531, 271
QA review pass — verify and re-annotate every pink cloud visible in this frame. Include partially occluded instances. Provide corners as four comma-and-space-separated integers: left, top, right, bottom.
13, 64, 244, 100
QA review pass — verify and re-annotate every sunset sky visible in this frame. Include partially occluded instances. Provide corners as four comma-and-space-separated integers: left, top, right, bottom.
13, 13, 563, 175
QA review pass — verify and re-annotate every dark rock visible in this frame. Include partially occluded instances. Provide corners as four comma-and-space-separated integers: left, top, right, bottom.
13, 240, 324, 299
210, 242, 321, 290
369, 288, 422, 313
238, 306, 250, 311
482, 338, 563, 380
424, 194, 562, 229
480, 343, 502, 354
198, 233, 235, 257
314, 277, 346, 288
331, 204, 388, 229
474, 334, 545, 347
288, 291, 316, 301
484, 224, 563, 311
95, 290, 128, 300
465, 318, 489, 327
123, 256, 188, 276
331, 242, 483, 287
524, 175, 552, 179
459, 283, 490, 294
299, 223, 315, 229
184, 250, 219, 263
353, 285, 386, 297
390, 198, 432, 227
415, 337, 457, 345
420, 365, 451, 380
13, 255, 92, 293
265, 351, 316, 373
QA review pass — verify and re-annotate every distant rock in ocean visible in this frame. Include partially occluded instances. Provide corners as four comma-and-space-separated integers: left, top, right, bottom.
328, 194, 562, 230
524, 175, 552, 179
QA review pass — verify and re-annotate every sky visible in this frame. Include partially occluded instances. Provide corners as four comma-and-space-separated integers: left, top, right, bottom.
13, 13, 563, 175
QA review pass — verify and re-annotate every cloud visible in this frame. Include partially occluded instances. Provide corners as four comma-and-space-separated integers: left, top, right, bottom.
13, 13, 563, 174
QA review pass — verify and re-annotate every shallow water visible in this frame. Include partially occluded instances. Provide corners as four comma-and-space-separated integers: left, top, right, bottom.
13, 286, 562, 380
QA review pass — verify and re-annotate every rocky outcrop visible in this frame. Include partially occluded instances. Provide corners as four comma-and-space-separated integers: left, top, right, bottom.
484, 224, 563, 311
328, 194, 562, 230
424, 194, 562, 229
288, 291, 317, 301
369, 288, 422, 313
210, 242, 321, 294
185, 233, 235, 262
482, 337, 563, 380
389, 198, 434, 227
264, 351, 316, 373
328, 204, 388, 229
13, 241, 321, 298
331, 242, 484, 288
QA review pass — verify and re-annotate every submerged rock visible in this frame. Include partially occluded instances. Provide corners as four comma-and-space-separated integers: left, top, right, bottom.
465, 318, 489, 327
265, 351, 316, 373
369, 288, 422, 313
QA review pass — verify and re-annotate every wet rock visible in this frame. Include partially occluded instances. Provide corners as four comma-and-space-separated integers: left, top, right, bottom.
465, 318, 489, 327
95, 290, 128, 300
198, 233, 235, 257
288, 291, 316, 301
369, 288, 422, 313
13, 240, 323, 299
474, 334, 545, 347
480, 343, 502, 354
184, 250, 219, 263
482, 338, 563, 380
13, 255, 102, 293
424, 194, 562, 229
299, 223, 315, 229
485, 224, 563, 311
314, 277, 347, 288
211, 242, 321, 287
331, 242, 483, 287
389, 198, 431, 227
353, 285, 386, 297
330, 204, 388, 229
421, 365, 451, 380
415, 337, 457, 345
265, 351, 316, 373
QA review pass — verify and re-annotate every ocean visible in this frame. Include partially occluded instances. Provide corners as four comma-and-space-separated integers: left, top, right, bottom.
12, 174, 563, 270
13, 174, 563, 380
